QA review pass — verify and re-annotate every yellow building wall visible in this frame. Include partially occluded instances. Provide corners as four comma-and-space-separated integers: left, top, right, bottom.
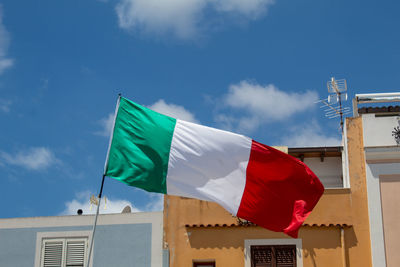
163, 116, 372, 267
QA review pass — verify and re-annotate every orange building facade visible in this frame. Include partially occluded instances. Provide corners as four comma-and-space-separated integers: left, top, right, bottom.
163, 94, 400, 267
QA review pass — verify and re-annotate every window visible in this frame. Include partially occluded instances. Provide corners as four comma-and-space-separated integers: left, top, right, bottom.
193, 262, 215, 267
244, 239, 302, 267
41, 238, 87, 267
251, 245, 296, 267
34, 231, 91, 267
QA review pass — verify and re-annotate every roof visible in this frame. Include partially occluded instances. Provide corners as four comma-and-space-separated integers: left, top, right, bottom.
288, 146, 342, 159
358, 105, 400, 115
185, 223, 352, 228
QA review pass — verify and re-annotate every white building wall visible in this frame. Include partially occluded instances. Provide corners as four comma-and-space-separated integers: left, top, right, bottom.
361, 114, 400, 267
363, 114, 400, 147
303, 157, 343, 188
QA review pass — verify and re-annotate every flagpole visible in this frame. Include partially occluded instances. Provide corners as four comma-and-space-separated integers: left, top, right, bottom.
86, 95, 121, 267
86, 174, 106, 267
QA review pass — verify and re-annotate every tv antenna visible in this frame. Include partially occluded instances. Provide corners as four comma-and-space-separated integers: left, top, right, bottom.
317, 77, 351, 132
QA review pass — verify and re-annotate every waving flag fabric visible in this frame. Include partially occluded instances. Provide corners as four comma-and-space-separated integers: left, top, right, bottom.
105, 97, 324, 237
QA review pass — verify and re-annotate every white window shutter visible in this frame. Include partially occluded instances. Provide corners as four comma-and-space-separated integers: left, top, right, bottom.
66, 240, 86, 267
42, 240, 63, 267
40, 237, 87, 267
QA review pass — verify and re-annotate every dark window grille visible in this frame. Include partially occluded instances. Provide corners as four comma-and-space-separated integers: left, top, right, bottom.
251, 245, 296, 267
193, 261, 215, 267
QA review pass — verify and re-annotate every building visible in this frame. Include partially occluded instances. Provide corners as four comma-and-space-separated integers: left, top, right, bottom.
351, 93, 400, 267
0, 211, 166, 267
163, 143, 371, 267
163, 93, 400, 267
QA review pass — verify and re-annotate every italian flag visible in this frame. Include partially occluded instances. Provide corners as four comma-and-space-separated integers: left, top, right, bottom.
105, 97, 324, 238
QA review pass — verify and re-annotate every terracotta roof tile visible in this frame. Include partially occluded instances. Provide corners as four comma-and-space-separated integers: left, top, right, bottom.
358, 105, 400, 114
185, 223, 351, 228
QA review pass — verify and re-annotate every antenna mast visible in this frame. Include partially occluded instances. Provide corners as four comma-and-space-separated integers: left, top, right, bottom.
317, 77, 351, 132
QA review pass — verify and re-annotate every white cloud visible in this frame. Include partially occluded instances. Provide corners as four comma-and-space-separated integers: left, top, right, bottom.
115, 0, 275, 40
95, 113, 115, 137
0, 98, 11, 113
60, 191, 141, 215
280, 120, 341, 147
60, 191, 164, 215
217, 80, 319, 132
148, 99, 199, 123
224, 81, 318, 120
213, 113, 235, 132
214, 0, 274, 17
0, 147, 57, 170
144, 193, 164, 211
95, 100, 198, 138
0, 5, 14, 74
116, 0, 205, 40
0, 58, 12, 73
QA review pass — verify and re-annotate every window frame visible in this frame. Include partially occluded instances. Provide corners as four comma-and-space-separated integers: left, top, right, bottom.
34, 231, 92, 267
193, 261, 216, 267
244, 239, 302, 267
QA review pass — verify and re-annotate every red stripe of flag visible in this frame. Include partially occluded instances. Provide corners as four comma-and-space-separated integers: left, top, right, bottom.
237, 140, 324, 238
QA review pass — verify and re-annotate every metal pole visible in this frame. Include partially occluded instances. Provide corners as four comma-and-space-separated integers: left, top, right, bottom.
341, 227, 347, 267
86, 94, 120, 266
86, 174, 106, 267
339, 92, 344, 133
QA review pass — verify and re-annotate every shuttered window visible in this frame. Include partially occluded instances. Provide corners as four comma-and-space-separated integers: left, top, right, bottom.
66, 240, 86, 266
251, 245, 296, 267
42, 240, 63, 267
41, 238, 87, 267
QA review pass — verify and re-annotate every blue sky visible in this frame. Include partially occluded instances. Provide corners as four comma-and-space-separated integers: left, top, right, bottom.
1, 0, 399, 218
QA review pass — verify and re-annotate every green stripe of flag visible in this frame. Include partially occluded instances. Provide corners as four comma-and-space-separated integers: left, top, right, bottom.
105, 97, 176, 194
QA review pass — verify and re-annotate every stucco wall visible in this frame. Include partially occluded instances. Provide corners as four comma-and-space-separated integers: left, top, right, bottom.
343, 116, 372, 267
379, 175, 400, 267
362, 114, 400, 147
361, 113, 400, 266
303, 157, 343, 188
0, 212, 163, 267
0, 224, 151, 267
164, 195, 365, 267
